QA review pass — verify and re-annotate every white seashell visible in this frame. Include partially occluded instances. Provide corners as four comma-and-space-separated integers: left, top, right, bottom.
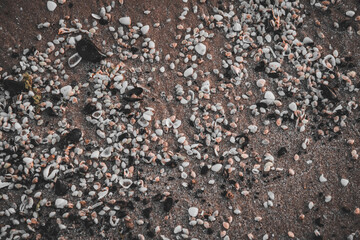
0, 182, 11, 189
23, 157, 34, 167
173, 119, 182, 129
100, 147, 113, 158
43, 165, 59, 180
68, 53, 82, 68
178, 136, 186, 144
98, 188, 109, 200
91, 151, 100, 159
119, 179, 133, 189
91, 13, 101, 20
92, 110, 103, 119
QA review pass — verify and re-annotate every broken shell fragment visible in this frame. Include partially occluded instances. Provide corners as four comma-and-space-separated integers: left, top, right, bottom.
68, 53, 82, 68
119, 179, 133, 189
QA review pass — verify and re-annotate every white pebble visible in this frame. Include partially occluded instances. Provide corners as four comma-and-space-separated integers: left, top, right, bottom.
264, 91, 275, 100
289, 102, 297, 112
346, 11, 355, 17
47, 1, 57, 11
195, 43, 206, 56
119, 17, 131, 25
303, 37, 313, 45
211, 164, 222, 172
269, 62, 281, 70
267, 191, 275, 200
184, 67, 194, 77
60, 85, 74, 99
341, 178, 349, 187
319, 174, 327, 183
256, 79, 266, 88
141, 25, 150, 35
91, 151, 100, 159
248, 125, 258, 133
55, 198, 68, 208
188, 207, 199, 217
174, 225, 182, 234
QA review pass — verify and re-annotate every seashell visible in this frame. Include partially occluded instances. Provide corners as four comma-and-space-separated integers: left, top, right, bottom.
322, 55, 336, 69
98, 187, 109, 200
0, 181, 11, 189
43, 164, 59, 180
92, 110, 103, 119
100, 147, 113, 158
68, 53, 82, 68
119, 179, 133, 189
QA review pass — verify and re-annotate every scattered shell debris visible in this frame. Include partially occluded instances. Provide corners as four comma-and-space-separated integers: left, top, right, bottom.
0, 0, 359, 239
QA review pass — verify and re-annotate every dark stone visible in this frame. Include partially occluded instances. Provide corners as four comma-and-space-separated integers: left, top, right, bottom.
54, 180, 68, 196
117, 133, 128, 141
130, 47, 139, 53
200, 166, 209, 175
65, 128, 82, 144
11, 52, 19, 58
39, 219, 60, 239
25, 46, 36, 56
314, 217, 324, 227
341, 206, 351, 213
163, 197, 173, 212
255, 61, 266, 72
2, 80, 25, 96
99, 18, 109, 25
277, 147, 288, 157
207, 228, 214, 235
256, 102, 268, 109
267, 72, 280, 78
152, 193, 162, 201
146, 231, 155, 238
165, 160, 177, 168
142, 207, 152, 218
339, 20, 352, 31
117, 210, 127, 218
76, 38, 106, 63
126, 87, 143, 96
83, 103, 97, 114
44, 107, 57, 117
123, 97, 143, 102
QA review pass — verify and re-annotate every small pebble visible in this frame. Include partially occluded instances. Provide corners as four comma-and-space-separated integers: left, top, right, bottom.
211, 164, 222, 172
256, 79, 266, 88
289, 102, 297, 112
47, 1, 57, 11
346, 11, 356, 17
141, 25, 150, 35
55, 198, 68, 208
319, 174, 327, 183
119, 17, 131, 25
188, 207, 199, 217
195, 43, 206, 56
341, 178, 349, 187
